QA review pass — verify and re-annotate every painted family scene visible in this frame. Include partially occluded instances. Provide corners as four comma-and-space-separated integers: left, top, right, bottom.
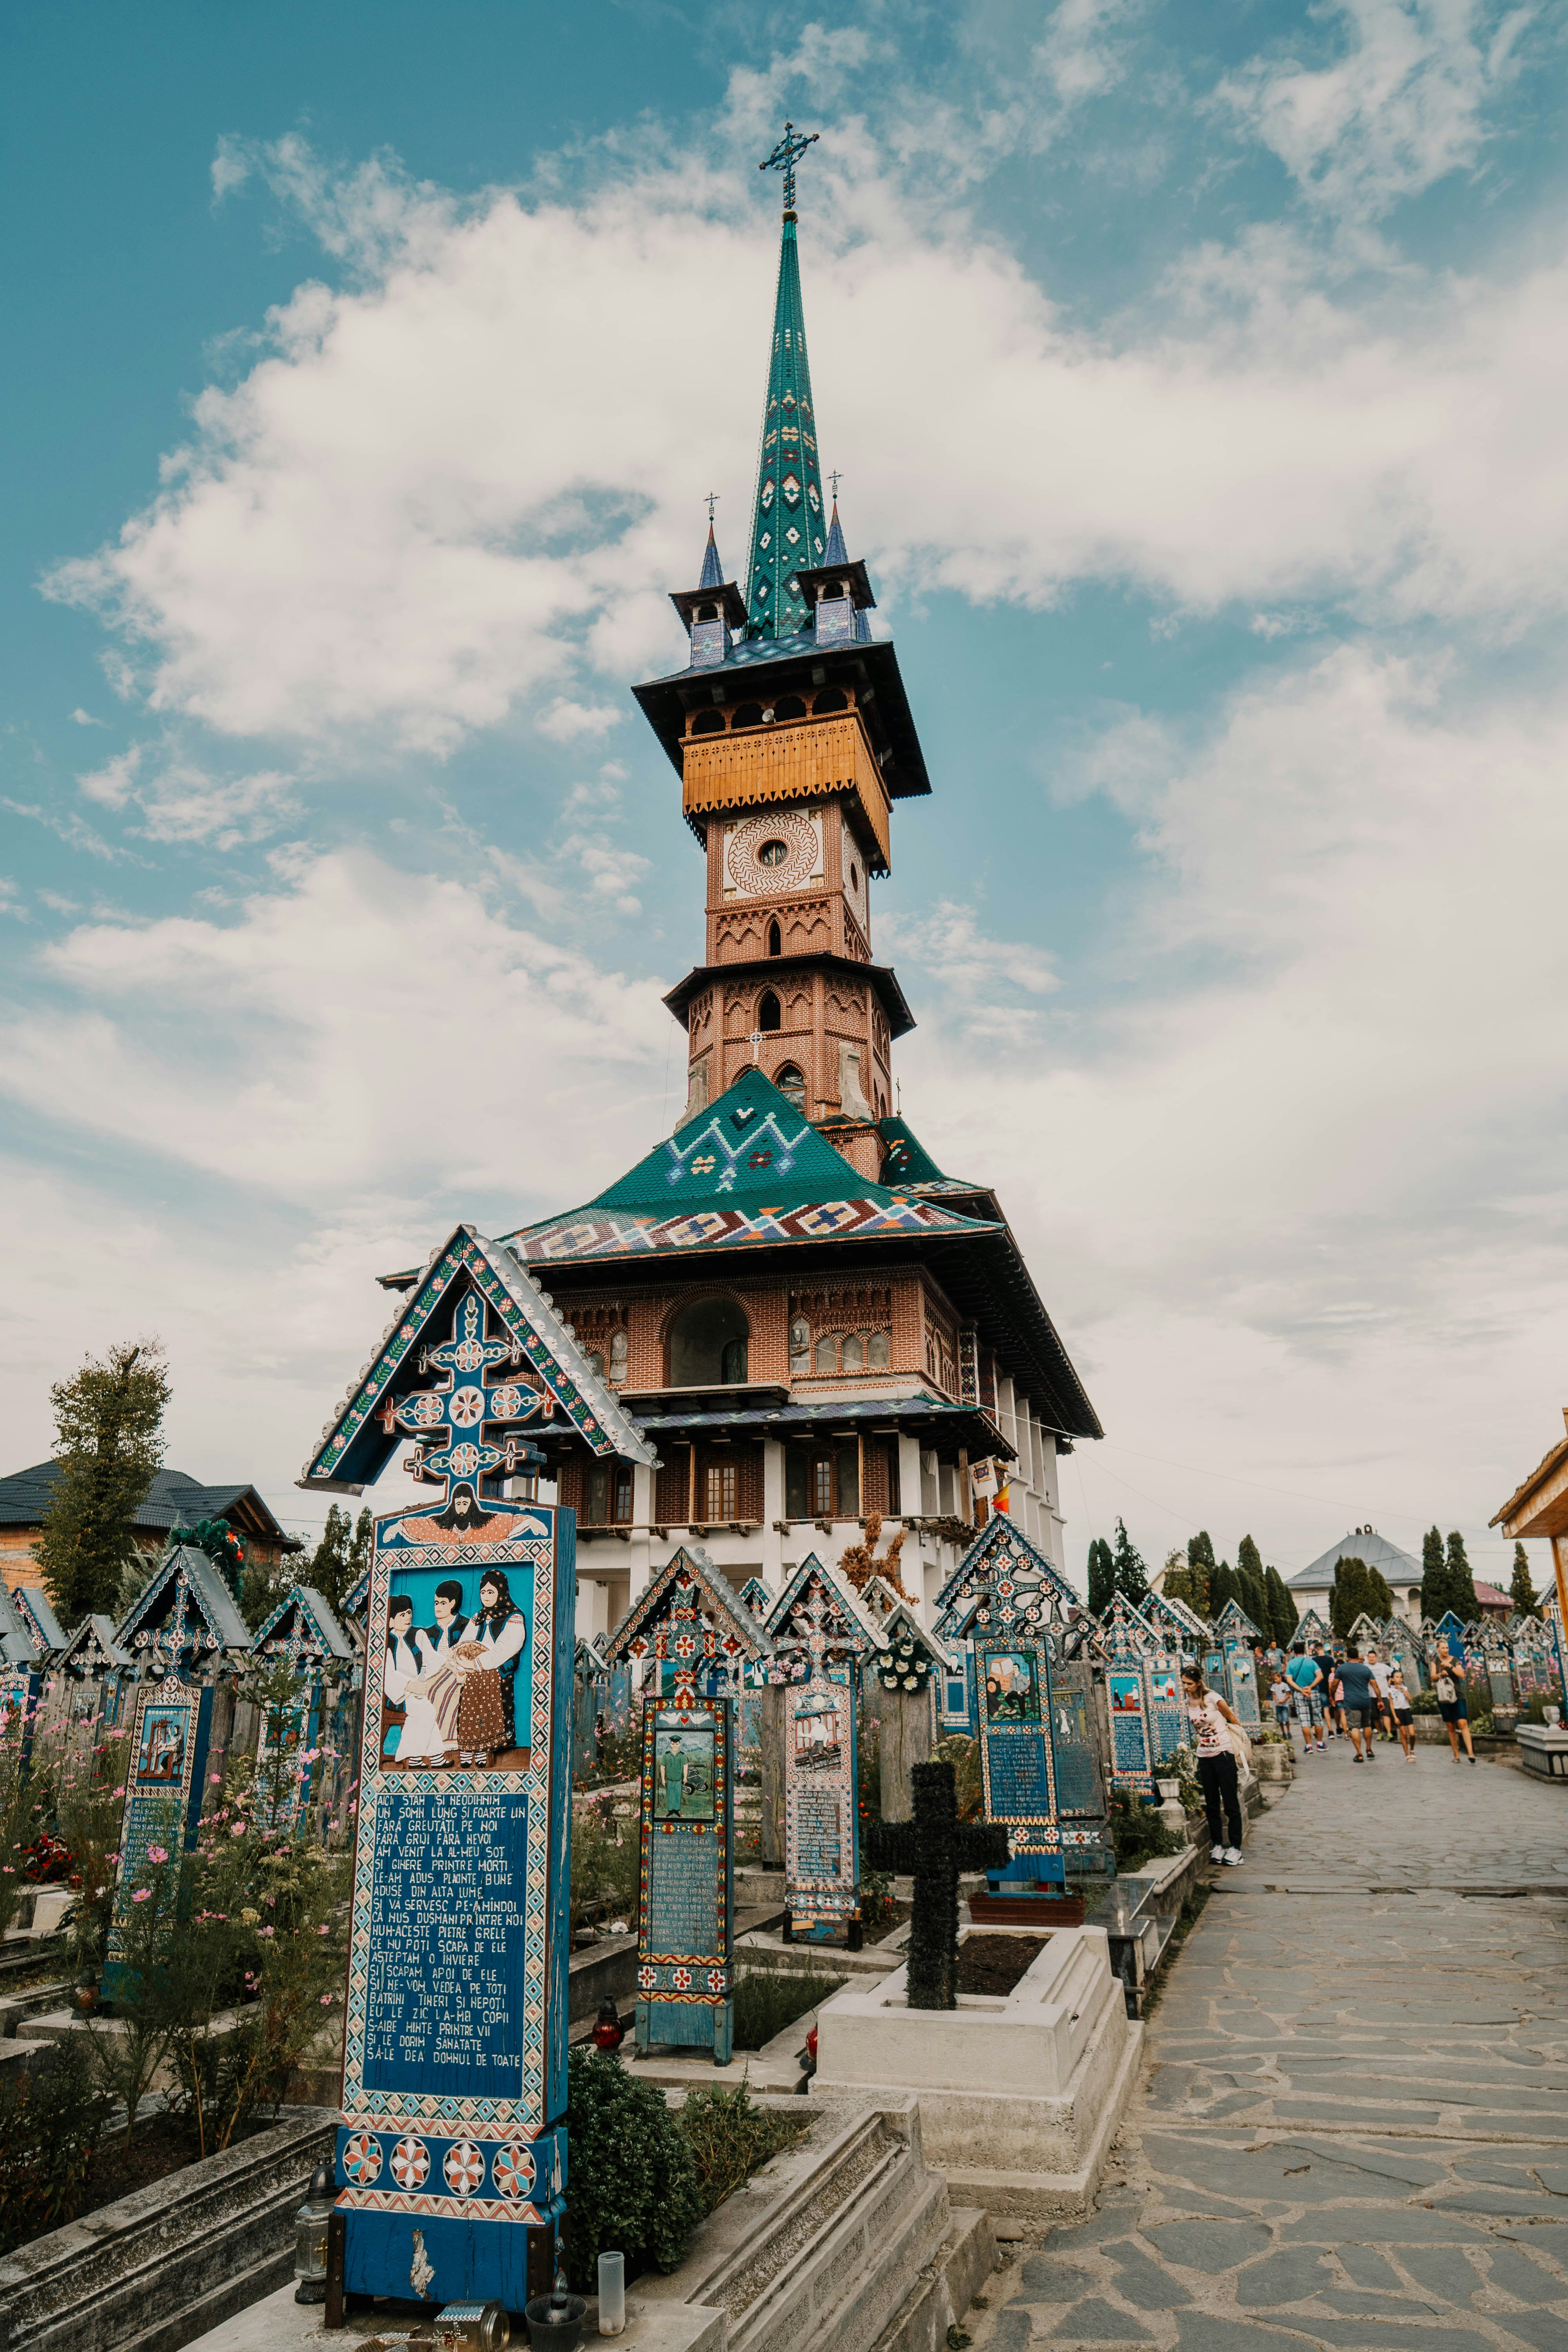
380, 1563, 531, 1769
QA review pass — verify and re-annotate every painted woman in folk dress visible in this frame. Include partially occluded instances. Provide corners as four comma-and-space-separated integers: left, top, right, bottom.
454, 1570, 528, 1762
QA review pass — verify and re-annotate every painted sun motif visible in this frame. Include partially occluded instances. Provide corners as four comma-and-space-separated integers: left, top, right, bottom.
443, 2141, 485, 2197
492, 2144, 536, 2200
390, 2136, 430, 2189
341, 2132, 382, 2185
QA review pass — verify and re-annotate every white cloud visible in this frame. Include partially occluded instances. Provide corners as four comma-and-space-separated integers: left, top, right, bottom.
78, 746, 298, 848
883, 902, 1059, 1045
1215, 0, 1532, 226
43, 131, 1568, 764
537, 700, 624, 743
898, 644, 1568, 1561
1, 794, 140, 864
70, 708, 107, 728
0, 846, 671, 1199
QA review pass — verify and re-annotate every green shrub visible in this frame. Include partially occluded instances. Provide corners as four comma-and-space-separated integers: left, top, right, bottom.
732, 1969, 842, 2051
570, 1795, 639, 1935
1108, 1789, 1186, 1871
1411, 1691, 1439, 1713
564, 2046, 704, 2291
0, 2038, 113, 2253
679, 2080, 807, 2212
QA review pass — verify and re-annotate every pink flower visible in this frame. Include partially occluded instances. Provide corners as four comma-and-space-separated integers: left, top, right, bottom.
146, 1846, 169, 1865
318, 1924, 329, 1936
210, 1772, 221, 1784
258, 1926, 275, 1938
131, 1888, 151, 1904
319, 1992, 334, 2005
111, 1786, 126, 1799
230, 1822, 245, 1837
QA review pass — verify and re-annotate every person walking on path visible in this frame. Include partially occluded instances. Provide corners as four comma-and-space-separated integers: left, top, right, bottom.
1314, 1641, 1339, 1737
1387, 1660, 1417, 1759
1434, 1639, 1477, 1765
1269, 1669, 1293, 1733
1286, 1642, 1327, 1755
1182, 1664, 1245, 1865
1333, 1646, 1381, 1762
1367, 1647, 1395, 1741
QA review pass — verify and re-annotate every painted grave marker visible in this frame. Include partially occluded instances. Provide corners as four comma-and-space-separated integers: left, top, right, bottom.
607, 1545, 769, 2059
102, 1675, 214, 2004
761, 1557, 875, 1943
301, 1225, 654, 2307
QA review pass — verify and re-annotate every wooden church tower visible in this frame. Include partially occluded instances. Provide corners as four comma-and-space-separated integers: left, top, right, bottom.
633, 143, 928, 1183
385, 127, 1101, 1647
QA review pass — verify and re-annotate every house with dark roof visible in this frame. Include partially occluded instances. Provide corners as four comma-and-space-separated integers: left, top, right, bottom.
0, 1461, 303, 1595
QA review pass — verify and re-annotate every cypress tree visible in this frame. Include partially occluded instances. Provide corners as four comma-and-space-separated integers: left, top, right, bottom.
1330, 1557, 1393, 1638
1236, 1535, 1269, 1632
36, 1341, 171, 1627
1509, 1541, 1539, 1621
1208, 1559, 1241, 1621
1184, 1532, 1216, 1617
1420, 1526, 1446, 1621
1111, 1517, 1150, 1606
1087, 1537, 1115, 1615
1444, 1530, 1478, 1622
1265, 1564, 1298, 1646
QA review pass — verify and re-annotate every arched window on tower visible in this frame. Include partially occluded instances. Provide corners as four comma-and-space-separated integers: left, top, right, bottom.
758, 990, 782, 1032
733, 702, 763, 729
789, 1315, 811, 1373
774, 693, 806, 722
609, 1327, 629, 1383
767, 919, 782, 957
668, 1297, 750, 1387
813, 686, 847, 714
691, 709, 725, 735
776, 1062, 806, 1109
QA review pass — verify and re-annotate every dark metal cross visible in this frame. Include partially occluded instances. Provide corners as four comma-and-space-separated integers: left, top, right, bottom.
759, 120, 819, 214
705, 490, 719, 523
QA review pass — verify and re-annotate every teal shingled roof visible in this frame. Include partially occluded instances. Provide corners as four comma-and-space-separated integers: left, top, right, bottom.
503, 1068, 997, 1268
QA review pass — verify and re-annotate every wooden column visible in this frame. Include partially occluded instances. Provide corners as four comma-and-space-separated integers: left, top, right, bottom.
877, 1684, 934, 1824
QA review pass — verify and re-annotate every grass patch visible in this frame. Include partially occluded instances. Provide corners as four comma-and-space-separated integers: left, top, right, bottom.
731, 1968, 844, 2051
679, 2080, 809, 2212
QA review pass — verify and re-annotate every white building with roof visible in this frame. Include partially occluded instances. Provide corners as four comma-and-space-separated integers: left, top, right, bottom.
1285, 1527, 1425, 1626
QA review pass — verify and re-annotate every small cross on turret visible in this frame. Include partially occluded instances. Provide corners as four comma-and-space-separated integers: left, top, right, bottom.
759, 120, 819, 218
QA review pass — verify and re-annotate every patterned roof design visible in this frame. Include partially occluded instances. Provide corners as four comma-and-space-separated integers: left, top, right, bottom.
603, 1542, 773, 1672
744, 218, 828, 639
933, 1512, 1079, 1642
250, 1583, 355, 1664
116, 1541, 253, 1658
303, 1222, 657, 1494
53, 1613, 132, 1675
504, 1068, 995, 1269
761, 1552, 880, 1667
698, 521, 725, 592
0, 1586, 39, 1667
12, 1587, 65, 1652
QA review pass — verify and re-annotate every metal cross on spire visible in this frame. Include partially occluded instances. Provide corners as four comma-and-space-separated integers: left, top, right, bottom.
759, 120, 819, 216
704, 490, 720, 523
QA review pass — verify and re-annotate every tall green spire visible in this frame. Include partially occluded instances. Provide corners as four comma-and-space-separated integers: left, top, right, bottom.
745, 153, 829, 639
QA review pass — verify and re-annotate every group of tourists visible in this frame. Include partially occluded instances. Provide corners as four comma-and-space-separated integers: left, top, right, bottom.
1179, 1626, 1484, 1867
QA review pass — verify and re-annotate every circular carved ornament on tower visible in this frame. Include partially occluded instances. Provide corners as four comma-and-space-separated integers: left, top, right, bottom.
726, 811, 818, 896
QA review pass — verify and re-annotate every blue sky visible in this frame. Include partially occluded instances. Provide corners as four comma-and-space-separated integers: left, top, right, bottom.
5, 0, 1568, 1592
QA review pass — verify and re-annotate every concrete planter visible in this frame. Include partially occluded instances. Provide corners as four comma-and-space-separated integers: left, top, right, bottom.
1252, 1742, 1294, 1783
811, 1922, 1141, 2218
0, 2104, 338, 2352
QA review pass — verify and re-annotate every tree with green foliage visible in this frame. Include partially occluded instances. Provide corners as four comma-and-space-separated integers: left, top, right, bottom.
1208, 1559, 1241, 1622
1444, 1529, 1478, 1623
1111, 1517, 1150, 1606
1330, 1555, 1394, 1638
1420, 1525, 1446, 1621
1165, 1546, 1207, 1618
1509, 1541, 1540, 1621
36, 1341, 171, 1627
307, 1504, 373, 1619
1236, 1535, 1270, 1634
1264, 1564, 1298, 1647
1087, 1537, 1115, 1615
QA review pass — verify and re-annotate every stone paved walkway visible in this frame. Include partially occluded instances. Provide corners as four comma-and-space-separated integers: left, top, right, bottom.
968, 1737, 1568, 2352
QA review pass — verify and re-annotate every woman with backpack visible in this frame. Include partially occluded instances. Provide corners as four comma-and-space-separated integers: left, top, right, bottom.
1434, 1641, 1476, 1765
1181, 1664, 1245, 1866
